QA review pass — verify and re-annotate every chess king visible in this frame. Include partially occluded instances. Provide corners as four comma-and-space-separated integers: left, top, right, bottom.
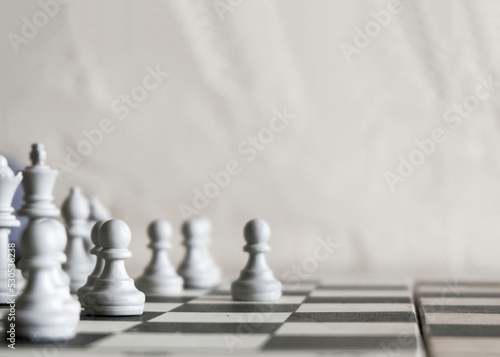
17, 143, 59, 219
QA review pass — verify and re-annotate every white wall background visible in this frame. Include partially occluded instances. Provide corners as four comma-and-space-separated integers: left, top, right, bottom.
2, 0, 500, 279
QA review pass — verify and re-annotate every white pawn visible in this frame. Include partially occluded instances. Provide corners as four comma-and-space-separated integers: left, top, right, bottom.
136, 220, 183, 296
177, 217, 221, 289
86, 197, 111, 254
84, 219, 145, 316
19, 212, 78, 310
77, 220, 105, 305
231, 219, 282, 301
4, 219, 80, 342
62, 187, 93, 293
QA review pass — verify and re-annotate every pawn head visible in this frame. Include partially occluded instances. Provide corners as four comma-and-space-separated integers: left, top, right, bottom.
90, 220, 105, 246
148, 219, 172, 242
181, 216, 211, 239
100, 219, 131, 249
21, 218, 62, 256
243, 219, 270, 244
52, 219, 68, 251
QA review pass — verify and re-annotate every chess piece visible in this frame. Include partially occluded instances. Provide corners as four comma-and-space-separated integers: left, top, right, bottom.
177, 217, 221, 289
17, 144, 69, 286
4, 218, 80, 342
136, 219, 183, 296
231, 219, 282, 301
84, 219, 145, 316
88, 197, 111, 226
0, 156, 22, 304
49, 218, 82, 312
77, 220, 105, 305
17, 144, 59, 219
62, 187, 94, 293
86, 197, 111, 254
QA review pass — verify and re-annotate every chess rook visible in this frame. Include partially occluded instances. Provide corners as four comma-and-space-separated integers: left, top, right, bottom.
177, 217, 221, 289
77, 220, 105, 305
62, 187, 94, 293
84, 219, 145, 316
0, 156, 22, 304
4, 218, 80, 342
136, 219, 183, 296
231, 219, 282, 301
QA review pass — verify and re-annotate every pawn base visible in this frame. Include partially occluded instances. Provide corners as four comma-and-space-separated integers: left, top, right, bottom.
4, 302, 79, 343
84, 304, 144, 317
231, 279, 282, 301
179, 268, 221, 290
136, 275, 183, 296
13, 325, 77, 343
83, 281, 145, 317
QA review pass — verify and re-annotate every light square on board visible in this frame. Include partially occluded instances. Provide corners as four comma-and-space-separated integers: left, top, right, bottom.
150, 311, 291, 323
296, 302, 415, 313
274, 322, 419, 336
309, 289, 412, 297
188, 295, 306, 304
263, 335, 420, 351
89, 332, 270, 350
170, 303, 300, 313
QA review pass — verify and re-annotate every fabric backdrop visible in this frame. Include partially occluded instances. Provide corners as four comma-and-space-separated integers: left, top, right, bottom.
2, 0, 500, 279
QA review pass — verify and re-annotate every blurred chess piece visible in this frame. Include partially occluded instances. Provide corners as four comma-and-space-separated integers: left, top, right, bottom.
17, 144, 59, 219
177, 217, 221, 289
86, 196, 111, 259
84, 219, 145, 316
231, 219, 282, 301
6, 218, 80, 342
136, 219, 183, 296
0, 156, 23, 304
17, 144, 69, 287
62, 187, 94, 293
77, 220, 105, 305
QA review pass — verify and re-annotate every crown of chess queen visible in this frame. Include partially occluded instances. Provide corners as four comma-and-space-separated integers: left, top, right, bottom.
0, 155, 22, 227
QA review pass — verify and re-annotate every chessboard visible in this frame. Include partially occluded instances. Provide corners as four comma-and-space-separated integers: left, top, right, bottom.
416, 280, 500, 357
0, 278, 426, 356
